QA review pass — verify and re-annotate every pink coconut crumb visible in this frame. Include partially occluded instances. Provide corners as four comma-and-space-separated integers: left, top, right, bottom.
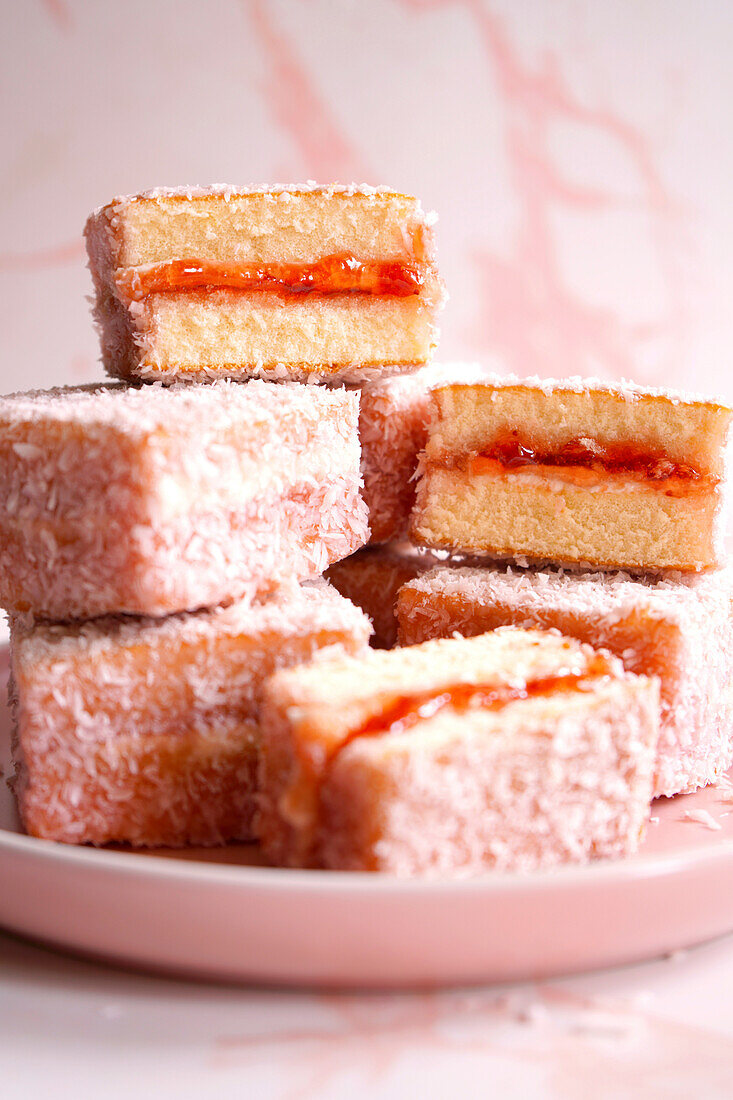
10, 581, 372, 847
0, 379, 368, 619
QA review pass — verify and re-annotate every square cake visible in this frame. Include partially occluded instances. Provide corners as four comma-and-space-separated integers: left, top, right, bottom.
411, 375, 732, 571
0, 379, 367, 619
10, 582, 371, 847
257, 628, 659, 875
85, 185, 445, 384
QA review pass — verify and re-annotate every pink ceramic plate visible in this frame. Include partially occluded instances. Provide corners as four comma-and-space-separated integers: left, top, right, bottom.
2, 648, 733, 988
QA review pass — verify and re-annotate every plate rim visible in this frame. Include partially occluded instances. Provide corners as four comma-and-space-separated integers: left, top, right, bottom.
3, 820, 733, 896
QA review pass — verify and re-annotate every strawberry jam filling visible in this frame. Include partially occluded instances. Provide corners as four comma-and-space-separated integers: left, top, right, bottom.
342, 658, 611, 749
115, 255, 424, 303
438, 436, 715, 496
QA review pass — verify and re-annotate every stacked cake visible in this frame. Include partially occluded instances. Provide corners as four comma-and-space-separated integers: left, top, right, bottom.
5, 183, 732, 878
393, 375, 733, 803
306, 372, 733, 872
6, 184, 443, 847
330, 372, 733, 805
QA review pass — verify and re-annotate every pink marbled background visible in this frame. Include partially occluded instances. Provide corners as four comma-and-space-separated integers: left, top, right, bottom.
1, 0, 732, 396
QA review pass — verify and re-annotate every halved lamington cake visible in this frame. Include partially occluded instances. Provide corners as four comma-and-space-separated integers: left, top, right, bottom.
257, 629, 659, 875
0, 380, 367, 619
10, 582, 371, 847
411, 375, 732, 572
85, 185, 445, 383
397, 564, 733, 797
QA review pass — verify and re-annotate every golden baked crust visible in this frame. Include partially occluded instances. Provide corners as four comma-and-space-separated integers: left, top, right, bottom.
412, 465, 722, 571
428, 380, 730, 476
102, 285, 441, 383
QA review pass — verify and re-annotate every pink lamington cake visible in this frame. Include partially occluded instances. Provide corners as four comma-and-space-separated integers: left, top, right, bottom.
257, 628, 659, 875
0, 379, 368, 619
10, 581, 371, 847
359, 362, 484, 544
85, 184, 445, 384
397, 564, 733, 798
411, 374, 732, 572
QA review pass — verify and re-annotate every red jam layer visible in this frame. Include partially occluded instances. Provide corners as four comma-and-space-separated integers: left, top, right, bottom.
339, 656, 612, 752
438, 436, 716, 496
115, 255, 424, 303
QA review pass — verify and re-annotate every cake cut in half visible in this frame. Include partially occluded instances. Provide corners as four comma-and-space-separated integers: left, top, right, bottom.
411, 375, 732, 572
85, 185, 445, 384
397, 564, 733, 798
10, 582, 371, 847
257, 628, 659, 875
0, 379, 367, 619
326, 544, 441, 648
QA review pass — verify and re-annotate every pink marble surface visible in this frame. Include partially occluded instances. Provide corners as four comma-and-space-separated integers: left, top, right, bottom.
2, 927, 733, 1099
2, 1, 732, 398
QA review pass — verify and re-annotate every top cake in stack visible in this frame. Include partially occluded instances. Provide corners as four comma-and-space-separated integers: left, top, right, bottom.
85, 184, 445, 384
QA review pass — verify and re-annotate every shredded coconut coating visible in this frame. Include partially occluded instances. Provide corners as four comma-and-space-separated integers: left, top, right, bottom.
10, 581, 372, 847
359, 362, 486, 543
453, 371, 732, 409
257, 627, 659, 875
0, 380, 368, 619
397, 564, 733, 797
318, 679, 658, 876
90, 182, 434, 217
